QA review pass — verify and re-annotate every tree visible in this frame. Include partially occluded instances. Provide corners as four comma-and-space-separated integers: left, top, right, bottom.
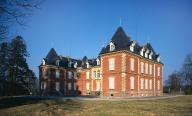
182, 53, 192, 94
0, 36, 37, 96
0, 0, 43, 41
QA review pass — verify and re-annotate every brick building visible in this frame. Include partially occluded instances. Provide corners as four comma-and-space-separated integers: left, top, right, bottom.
39, 27, 163, 97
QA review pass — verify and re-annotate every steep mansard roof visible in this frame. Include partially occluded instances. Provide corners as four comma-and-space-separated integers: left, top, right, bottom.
99, 26, 161, 63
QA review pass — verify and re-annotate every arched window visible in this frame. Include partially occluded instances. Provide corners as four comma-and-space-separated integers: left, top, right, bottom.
96, 58, 100, 65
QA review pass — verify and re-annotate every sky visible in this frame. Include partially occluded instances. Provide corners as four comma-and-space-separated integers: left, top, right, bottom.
10, 0, 192, 80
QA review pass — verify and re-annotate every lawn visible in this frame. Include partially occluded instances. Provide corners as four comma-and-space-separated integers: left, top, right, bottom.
0, 96, 192, 116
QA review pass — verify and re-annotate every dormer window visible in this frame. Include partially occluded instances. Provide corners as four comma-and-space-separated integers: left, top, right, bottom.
157, 56, 160, 62
140, 48, 144, 56
56, 59, 60, 66
130, 42, 136, 52
42, 59, 46, 65
149, 51, 153, 60
109, 42, 115, 51
86, 62, 89, 68
68, 61, 72, 67
96, 58, 100, 65
74, 62, 77, 68
145, 49, 149, 58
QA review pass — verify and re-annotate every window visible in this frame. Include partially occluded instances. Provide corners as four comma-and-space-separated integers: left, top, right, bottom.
157, 80, 160, 90
149, 51, 153, 59
140, 79, 144, 89
73, 72, 77, 79
109, 42, 115, 51
86, 71, 90, 79
145, 49, 149, 58
130, 43, 135, 52
130, 58, 134, 71
56, 82, 60, 91
86, 82, 90, 90
130, 77, 134, 89
149, 65, 152, 75
109, 77, 115, 89
68, 71, 72, 79
56, 70, 60, 78
41, 82, 44, 89
96, 81, 100, 91
74, 62, 77, 68
149, 79, 152, 90
145, 79, 148, 89
140, 48, 144, 56
109, 58, 115, 70
145, 63, 148, 74
96, 58, 100, 65
74, 83, 76, 90
68, 61, 72, 67
42, 59, 46, 65
94, 71, 96, 78
44, 82, 47, 89
86, 62, 89, 68
158, 67, 160, 76
68, 83, 71, 90
56, 59, 60, 66
141, 62, 144, 73
97, 70, 100, 78
157, 56, 160, 62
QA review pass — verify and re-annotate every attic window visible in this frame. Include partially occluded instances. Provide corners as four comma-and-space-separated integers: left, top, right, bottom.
96, 58, 100, 65
130, 42, 136, 52
56, 59, 60, 66
74, 62, 77, 68
86, 62, 89, 68
109, 42, 115, 51
140, 48, 144, 56
68, 61, 72, 68
42, 59, 46, 65
145, 49, 149, 58
149, 51, 153, 60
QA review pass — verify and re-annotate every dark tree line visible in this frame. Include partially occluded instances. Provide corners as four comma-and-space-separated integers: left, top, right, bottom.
164, 53, 192, 94
0, 36, 37, 96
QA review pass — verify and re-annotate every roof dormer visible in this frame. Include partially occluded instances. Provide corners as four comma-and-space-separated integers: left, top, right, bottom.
140, 47, 144, 56
74, 62, 77, 68
56, 59, 60, 66
130, 41, 136, 52
96, 58, 100, 65
109, 42, 115, 51
157, 55, 160, 62
149, 51, 153, 60
42, 59, 46, 65
145, 49, 149, 58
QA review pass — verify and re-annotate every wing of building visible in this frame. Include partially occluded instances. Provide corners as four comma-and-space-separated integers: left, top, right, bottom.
39, 26, 163, 97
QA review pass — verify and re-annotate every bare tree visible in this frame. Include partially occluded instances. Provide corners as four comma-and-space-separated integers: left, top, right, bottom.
0, 0, 43, 41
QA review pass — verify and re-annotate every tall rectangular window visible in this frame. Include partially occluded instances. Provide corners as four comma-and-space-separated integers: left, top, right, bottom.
94, 71, 96, 78
97, 70, 100, 78
145, 63, 148, 74
109, 58, 115, 70
140, 79, 144, 89
74, 83, 76, 90
86, 82, 90, 90
130, 77, 134, 89
149, 65, 152, 75
130, 58, 134, 71
96, 81, 100, 91
56, 82, 60, 91
158, 80, 160, 90
158, 67, 160, 76
68, 71, 72, 79
56, 70, 60, 78
73, 72, 77, 79
68, 83, 71, 90
109, 77, 115, 89
86, 71, 90, 79
145, 79, 148, 89
149, 79, 152, 90
141, 62, 144, 73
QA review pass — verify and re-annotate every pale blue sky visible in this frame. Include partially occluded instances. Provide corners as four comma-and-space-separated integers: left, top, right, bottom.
10, 0, 192, 80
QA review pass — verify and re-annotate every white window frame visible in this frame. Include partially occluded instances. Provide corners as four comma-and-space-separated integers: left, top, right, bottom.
109, 58, 115, 70
96, 58, 100, 65
130, 58, 134, 71
109, 42, 115, 51
56, 70, 60, 78
130, 76, 135, 89
56, 82, 60, 91
109, 77, 115, 89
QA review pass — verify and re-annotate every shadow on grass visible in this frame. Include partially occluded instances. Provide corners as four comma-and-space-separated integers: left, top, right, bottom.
0, 96, 49, 109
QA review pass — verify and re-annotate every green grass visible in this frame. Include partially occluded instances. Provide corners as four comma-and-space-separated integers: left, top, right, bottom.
0, 96, 192, 116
